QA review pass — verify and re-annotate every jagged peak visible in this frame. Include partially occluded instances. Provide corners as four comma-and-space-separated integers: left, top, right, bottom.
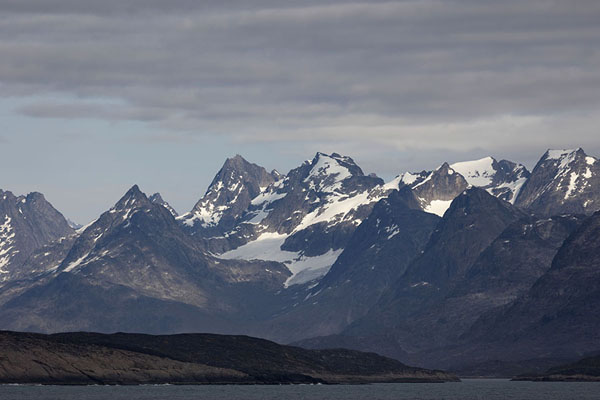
447, 186, 511, 215
149, 192, 165, 204
308, 152, 363, 178
0, 190, 47, 204
543, 148, 584, 161
0, 189, 17, 202
450, 157, 497, 187
436, 162, 456, 174
223, 154, 250, 168
113, 185, 150, 211
149, 192, 178, 217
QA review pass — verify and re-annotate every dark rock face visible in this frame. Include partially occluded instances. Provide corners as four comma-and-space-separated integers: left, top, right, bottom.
0, 331, 458, 384
461, 211, 600, 362
401, 187, 527, 292
179, 155, 278, 235
251, 188, 440, 343
149, 192, 178, 217
515, 148, 600, 216
394, 163, 468, 216
0, 190, 74, 282
305, 189, 528, 357
490, 160, 531, 202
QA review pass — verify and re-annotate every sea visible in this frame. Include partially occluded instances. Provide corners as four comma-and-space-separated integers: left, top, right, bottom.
0, 379, 598, 400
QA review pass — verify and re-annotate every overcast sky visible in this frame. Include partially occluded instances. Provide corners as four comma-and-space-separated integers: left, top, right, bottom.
1, 0, 599, 223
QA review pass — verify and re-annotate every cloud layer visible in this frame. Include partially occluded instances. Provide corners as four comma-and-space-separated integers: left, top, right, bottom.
3, 1, 599, 143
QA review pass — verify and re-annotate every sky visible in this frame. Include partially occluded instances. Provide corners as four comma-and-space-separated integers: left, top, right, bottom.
1, 0, 599, 223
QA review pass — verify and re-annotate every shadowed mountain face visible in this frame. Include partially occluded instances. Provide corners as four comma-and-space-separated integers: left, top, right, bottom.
0, 331, 458, 384
149, 192, 178, 217
459, 211, 600, 362
249, 188, 440, 343
339, 189, 526, 351
0, 190, 74, 282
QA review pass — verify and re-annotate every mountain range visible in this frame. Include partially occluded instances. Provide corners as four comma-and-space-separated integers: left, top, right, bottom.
1, 147, 599, 375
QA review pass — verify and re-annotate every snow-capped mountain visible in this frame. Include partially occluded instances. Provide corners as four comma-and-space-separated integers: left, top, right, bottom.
450, 157, 530, 204
212, 153, 388, 286
515, 148, 600, 216
385, 163, 469, 217
178, 155, 279, 235
149, 192, 178, 217
0, 190, 74, 282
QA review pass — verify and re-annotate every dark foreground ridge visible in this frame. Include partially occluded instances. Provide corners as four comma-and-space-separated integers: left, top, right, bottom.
514, 355, 600, 382
0, 331, 458, 385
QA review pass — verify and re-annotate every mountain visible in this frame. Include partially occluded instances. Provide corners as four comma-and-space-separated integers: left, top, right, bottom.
0, 185, 290, 333
296, 188, 528, 358
450, 156, 530, 204
515, 148, 600, 216
149, 192, 178, 217
251, 187, 440, 343
0, 331, 457, 384
0, 190, 74, 282
386, 163, 468, 217
385, 156, 529, 217
460, 210, 600, 363
213, 153, 387, 286
178, 155, 279, 235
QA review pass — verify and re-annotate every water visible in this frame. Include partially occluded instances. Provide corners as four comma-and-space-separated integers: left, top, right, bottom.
1, 379, 599, 400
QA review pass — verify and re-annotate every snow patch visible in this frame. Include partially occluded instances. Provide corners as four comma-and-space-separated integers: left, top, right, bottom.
546, 149, 578, 160
451, 157, 496, 187
564, 172, 579, 199
423, 199, 453, 217
219, 232, 343, 287
0, 216, 16, 274
304, 154, 352, 193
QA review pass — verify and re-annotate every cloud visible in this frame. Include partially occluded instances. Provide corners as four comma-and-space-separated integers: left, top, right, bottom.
1, 0, 599, 157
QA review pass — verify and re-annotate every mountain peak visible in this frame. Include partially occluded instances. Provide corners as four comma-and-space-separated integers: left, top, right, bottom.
114, 185, 150, 211
182, 156, 276, 231
543, 148, 584, 161
515, 148, 599, 215
223, 154, 251, 169
149, 192, 164, 204
149, 193, 178, 217
304, 152, 364, 193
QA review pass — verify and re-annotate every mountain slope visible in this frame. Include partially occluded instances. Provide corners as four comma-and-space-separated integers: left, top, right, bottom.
179, 155, 278, 234
149, 192, 178, 217
385, 163, 468, 217
0, 190, 74, 282
462, 210, 600, 361
515, 148, 600, 216
450, 157, 530, 203
324, 188, 527, 356
0, 185, 290, 333
216, 153, 387, 286
252, 187, 440, 343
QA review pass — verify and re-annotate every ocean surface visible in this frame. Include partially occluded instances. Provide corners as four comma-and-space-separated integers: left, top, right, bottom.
1, 379, 599, 400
